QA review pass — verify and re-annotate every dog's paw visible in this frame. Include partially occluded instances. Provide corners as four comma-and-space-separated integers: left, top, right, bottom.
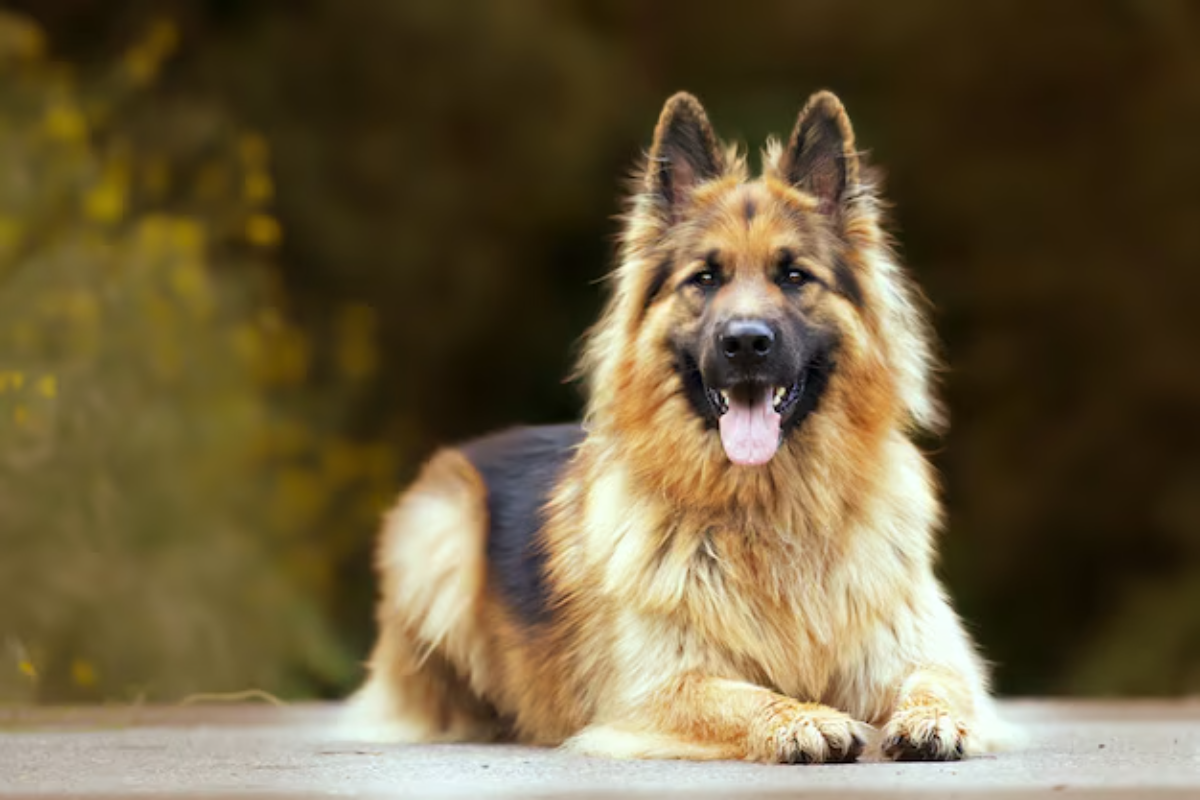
759, 704, 868, 764
881, 705, 968, 761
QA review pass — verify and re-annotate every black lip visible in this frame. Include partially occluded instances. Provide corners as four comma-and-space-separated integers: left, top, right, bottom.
676, 352, 717, 428
677, 350, 833, 434
773, 374, 806, 418
705, 385, 729, 415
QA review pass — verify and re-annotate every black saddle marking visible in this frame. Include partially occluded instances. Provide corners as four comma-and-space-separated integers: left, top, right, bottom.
461, 423, 584, 626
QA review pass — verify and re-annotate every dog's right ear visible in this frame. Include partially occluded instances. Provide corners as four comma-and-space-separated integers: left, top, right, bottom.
645, 92, 724, 221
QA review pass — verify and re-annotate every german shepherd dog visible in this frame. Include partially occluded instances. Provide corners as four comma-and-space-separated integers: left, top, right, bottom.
346, 91, 1006, 763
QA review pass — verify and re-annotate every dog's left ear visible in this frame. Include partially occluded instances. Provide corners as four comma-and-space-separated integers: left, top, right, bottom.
780, 91, 860, 216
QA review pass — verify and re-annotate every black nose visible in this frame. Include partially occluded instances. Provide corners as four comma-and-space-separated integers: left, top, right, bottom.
718, 319, 776, 364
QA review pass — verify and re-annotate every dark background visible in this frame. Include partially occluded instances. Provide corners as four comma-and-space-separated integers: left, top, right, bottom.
3, 0, 1198, 700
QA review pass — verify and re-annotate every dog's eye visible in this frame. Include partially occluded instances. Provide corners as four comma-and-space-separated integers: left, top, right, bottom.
691, 270, 720, 289
780, 267, 812, 287
776, 252, 813, 288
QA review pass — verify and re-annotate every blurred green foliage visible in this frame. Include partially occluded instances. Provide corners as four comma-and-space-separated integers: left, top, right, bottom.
0, 11, 394, 702
2, 0, 1199, 699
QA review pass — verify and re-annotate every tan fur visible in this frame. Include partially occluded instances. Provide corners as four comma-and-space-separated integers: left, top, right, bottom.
345, 91, 1012, 763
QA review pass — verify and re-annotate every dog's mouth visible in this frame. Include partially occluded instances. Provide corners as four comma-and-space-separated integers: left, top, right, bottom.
703, 375, 807, 467
675, 349, 832, 467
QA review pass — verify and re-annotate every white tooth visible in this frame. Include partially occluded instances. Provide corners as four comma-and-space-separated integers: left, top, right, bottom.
719, 390, 730, 405
773, 386, 786, 406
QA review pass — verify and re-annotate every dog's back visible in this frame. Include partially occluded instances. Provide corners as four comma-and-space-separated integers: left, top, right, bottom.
462, 424, 584, 626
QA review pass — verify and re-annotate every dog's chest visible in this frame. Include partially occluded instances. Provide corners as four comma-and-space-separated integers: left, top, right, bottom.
587, 479, 903, 698
672, 526, 883, 698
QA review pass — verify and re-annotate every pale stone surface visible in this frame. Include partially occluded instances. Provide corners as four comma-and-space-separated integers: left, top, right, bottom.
1, 701, 1198, 797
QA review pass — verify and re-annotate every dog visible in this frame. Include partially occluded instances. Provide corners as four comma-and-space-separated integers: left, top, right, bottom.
344, 90, 1006, 763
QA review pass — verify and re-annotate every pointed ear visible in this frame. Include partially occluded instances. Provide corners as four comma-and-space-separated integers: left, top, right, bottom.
780, 91, 860, 216
645, 92, 724, 219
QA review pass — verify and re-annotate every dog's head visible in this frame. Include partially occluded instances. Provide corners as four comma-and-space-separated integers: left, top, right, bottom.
584, 91, 939, 479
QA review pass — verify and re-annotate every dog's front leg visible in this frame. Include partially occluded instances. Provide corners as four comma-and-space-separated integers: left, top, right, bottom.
568, 674, 869, 763
871, 584, 1000, 761
880, 664, 978, 761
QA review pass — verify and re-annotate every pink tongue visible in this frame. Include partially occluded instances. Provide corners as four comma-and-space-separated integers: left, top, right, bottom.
718, 388, 782, 466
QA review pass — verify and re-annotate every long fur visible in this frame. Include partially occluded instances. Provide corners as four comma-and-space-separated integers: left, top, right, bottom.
343, 90, 1014, 763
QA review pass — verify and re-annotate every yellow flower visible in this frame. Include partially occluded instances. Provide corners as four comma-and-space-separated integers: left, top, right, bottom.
37, 374, 56, 398
169, 220, 205, 254
145, 19, 179, 58
238, 133, 269, 165
171, 263, 205, 296
0, 216, 20, 252
84, 180, 127, 224
43, 103, 87, 142
0, 11, 46, 60
124, 46, 158, 85
17, 659, 37, 679
71, 659, 98, 687
243, 172, 274, 203
0, 371, 25, 392
122, 18, 177, 87
245, 214, 282, 248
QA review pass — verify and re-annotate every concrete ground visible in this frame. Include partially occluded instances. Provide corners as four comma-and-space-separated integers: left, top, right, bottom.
0, 701, 1198, 798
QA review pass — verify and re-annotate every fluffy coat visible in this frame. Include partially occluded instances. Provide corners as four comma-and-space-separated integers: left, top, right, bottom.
344, 90, 1007, 763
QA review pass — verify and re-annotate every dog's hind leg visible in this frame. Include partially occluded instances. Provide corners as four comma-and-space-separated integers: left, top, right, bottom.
342, 450, 499, 743
343, 618, 499, 743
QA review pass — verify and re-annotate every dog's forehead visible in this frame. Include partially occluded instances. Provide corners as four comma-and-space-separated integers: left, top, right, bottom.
692, 181, 826, 268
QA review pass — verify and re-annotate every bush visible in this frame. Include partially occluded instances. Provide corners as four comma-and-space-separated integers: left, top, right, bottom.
0, 12, 389, 703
